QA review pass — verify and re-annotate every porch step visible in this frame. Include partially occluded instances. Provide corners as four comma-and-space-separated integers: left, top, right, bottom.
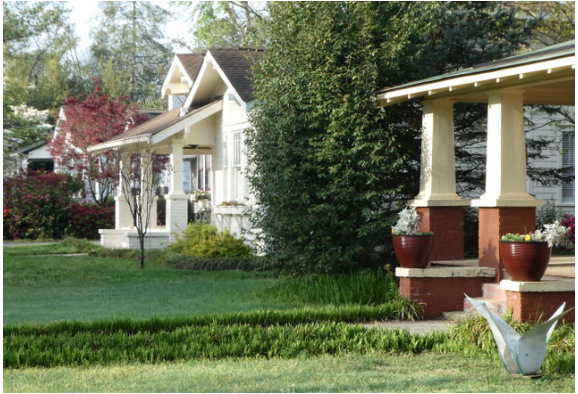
464, 296, 507, 316
481, 283, 506, 301
442, 311, 467, 322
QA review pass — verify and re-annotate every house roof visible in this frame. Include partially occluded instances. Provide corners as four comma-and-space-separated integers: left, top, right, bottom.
378, 41, 575, 106
13, 140, 48, 155
175, 54, 204, 81
209, 48, 263, 102
87, 101, 222, 152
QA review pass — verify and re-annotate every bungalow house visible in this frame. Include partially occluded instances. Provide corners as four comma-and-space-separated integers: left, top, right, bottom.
377, 40, 575, 322
87, 48, 262, 249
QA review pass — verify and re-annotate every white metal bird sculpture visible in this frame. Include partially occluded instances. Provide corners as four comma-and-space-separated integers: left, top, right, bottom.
464, 294, 573, 376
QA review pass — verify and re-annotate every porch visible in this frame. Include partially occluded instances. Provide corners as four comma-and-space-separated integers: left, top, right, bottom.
379, 42, 575, 322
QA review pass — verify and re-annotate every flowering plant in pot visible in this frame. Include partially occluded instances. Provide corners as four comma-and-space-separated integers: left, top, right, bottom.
500, 221, 569, 281
391, 207, 435, 268
193, 189, 211, 209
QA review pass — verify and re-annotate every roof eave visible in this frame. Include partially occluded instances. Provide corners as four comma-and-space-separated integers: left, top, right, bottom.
378, 55, 575, 106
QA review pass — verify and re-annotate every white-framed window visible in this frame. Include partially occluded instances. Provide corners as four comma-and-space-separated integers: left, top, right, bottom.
223, 131, 245, 202
561, 132, 574, 203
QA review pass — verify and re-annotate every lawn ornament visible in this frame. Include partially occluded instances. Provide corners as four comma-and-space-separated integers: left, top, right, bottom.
465, 294, 572, 376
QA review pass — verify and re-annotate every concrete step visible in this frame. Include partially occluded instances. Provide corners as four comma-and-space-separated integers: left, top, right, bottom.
482, 283, 506, 301
464, 296, 507, 316
442, 311, 467, 322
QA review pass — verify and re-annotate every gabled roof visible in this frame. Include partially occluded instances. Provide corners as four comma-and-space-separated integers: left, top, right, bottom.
378, 41, 575, 106
209, 48, 263, 102
175, 54, 205, 81
161, 54, 205, 97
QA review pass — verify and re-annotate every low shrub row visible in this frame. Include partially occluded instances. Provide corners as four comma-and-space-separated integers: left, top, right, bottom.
5, 312, 574, 373
4, 303, 421, 337
4, 321, 447, 369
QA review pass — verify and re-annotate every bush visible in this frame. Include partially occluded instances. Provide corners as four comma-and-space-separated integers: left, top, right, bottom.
168, 222, 254, 258
66, 202, 115, 239
3, 170, 83, 240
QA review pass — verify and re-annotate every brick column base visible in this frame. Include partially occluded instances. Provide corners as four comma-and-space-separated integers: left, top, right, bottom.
416, 207, 464, 261
501, 280, 575, 323
478, 207, 536, 282
397, 267, 495, 319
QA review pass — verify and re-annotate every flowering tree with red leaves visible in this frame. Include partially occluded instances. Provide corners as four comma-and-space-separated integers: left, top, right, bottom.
48, 78, 149, 206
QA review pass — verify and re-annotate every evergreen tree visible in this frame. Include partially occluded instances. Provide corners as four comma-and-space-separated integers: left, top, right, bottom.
89, 2, 179, 108
247, 1, 546, 275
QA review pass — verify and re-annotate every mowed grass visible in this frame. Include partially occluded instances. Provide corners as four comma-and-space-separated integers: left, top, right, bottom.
3, 243, 575, 393
3, 252, 300, 325
4, 353, 574, 393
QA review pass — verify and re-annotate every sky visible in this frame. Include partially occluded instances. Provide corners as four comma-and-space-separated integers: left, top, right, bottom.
68, 1, 194, 52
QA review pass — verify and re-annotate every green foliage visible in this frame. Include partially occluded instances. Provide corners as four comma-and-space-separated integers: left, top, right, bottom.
90, 2, 179, 107
435, 314, 575, 375
265, 269, 401, 307
167, 255, 269, 271
168, 222, 254, 258
5, 317, 443, 369
247, 2, 423, 275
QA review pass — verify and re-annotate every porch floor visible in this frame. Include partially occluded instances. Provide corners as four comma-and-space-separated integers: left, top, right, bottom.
432, 255, 575, 279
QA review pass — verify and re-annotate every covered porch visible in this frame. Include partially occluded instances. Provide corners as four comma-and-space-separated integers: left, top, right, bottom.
377, 41, 575, 321
87, 101, 222, 249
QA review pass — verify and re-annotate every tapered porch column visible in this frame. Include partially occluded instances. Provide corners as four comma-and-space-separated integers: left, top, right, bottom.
115, 151, 134, 229
472, 90, 542, 281
411, 98, 469, 260
165, 142, 188, 238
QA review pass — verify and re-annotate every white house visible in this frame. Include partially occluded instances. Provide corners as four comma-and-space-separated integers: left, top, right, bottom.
88, 48, 262, 249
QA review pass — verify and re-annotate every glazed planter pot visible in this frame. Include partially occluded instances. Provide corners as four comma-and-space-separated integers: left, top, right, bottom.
499, 241, 551, 282
393, 235, 434, 268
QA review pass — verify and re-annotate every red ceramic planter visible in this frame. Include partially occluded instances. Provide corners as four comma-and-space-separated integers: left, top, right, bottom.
393, 235, 434, 268
499, 241, 551, 282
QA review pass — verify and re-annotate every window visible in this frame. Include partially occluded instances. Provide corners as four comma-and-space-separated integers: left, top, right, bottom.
231, 132, 243, 201
562, 132, 574, 203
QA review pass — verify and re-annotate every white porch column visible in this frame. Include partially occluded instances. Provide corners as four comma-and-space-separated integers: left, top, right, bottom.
115, 152, 134, 229
411, 98, 469, 207
166, 142, 188, 237
139, 150, 158, 229
472, 90, 542, 207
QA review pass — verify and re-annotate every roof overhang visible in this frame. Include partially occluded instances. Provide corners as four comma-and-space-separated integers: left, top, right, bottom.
161, 56, 195, 98
87, 100, 223, 153
378, 54, 575, 106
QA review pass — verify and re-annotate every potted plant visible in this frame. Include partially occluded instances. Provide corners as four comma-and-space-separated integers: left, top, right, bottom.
193, 189, 211, 209
391, 207, 435, 268
500, 221, 569, 281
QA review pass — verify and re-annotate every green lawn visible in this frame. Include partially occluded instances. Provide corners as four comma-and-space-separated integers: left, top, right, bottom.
3, 244, 575, 393
3, 253, 301, 325
4, 354, 574, 393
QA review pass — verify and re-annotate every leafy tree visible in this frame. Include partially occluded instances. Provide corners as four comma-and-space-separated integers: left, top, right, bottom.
247, 1, 547, 275
177, 1, 269, 50
47, 79, 148, 205
89, 2, 180, 107
515, 1, 575, 46
3, 104, 53, 176
3, 1, 88, 112
247, 2, 427, 275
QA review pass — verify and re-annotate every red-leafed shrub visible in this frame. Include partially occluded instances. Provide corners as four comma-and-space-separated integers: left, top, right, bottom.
67, 202, 115, 239
560, 214, 575, 249
3, 170, 83, 240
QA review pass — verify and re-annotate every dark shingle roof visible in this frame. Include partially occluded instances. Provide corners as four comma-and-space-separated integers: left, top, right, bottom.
107, 101, 219, 143
175, 53, 204, 82
209, 48, 264, 102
